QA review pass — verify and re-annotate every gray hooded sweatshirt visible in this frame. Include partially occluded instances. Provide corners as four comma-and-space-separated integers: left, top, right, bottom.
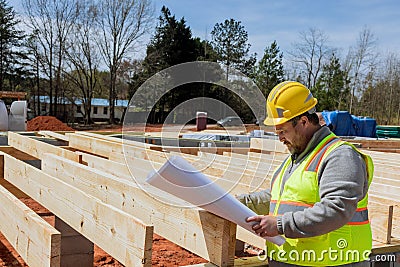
238, 126, 369, 238
276, 126, 369, 237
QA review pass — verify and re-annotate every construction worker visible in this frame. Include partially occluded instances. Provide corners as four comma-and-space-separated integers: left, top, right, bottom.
243, 81, 373, 266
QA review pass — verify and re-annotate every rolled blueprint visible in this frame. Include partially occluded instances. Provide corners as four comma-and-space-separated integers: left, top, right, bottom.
146, 155, 285, 246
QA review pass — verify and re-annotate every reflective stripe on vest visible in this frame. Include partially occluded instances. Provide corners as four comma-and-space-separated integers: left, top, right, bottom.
269, 200, 312, 215
270, 200, 369, 224
348, 207, 369, 225
270, 155, 289, 188
305, 136, 340, 172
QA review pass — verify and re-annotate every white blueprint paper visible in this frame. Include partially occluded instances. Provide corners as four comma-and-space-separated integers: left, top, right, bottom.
146, 155, 285, 246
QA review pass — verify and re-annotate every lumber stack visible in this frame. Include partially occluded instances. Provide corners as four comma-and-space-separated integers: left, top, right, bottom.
0, 131, 399, 267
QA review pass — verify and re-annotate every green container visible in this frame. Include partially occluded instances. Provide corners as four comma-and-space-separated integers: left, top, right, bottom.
376, 125, 400, 138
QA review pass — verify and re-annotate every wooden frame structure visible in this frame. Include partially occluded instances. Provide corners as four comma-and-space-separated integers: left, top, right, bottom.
0, 131, 399, 266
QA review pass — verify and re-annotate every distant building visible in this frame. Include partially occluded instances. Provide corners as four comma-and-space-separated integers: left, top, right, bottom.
30, 96, 129, 122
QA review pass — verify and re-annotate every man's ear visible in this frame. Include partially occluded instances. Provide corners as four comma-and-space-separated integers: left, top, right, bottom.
300, 115, 308, 126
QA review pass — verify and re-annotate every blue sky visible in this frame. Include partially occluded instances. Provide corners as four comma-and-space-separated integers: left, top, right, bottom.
8, 0, 400, 59
154, 0, 400, 58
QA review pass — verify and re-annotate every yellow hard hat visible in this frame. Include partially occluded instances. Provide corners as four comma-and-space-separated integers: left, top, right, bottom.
264, 81, 317, 126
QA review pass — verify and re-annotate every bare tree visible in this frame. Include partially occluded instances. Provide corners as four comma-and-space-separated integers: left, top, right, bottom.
63, 0, 101, 125
378, 53, 400, 124
344, 26, 377, 114
357, 51, 400, 125
25, 31, 42, 116
288, 28, 332, 89
23, 0, 77, 117
95, 0, 154, 124
23, 0, 55, 115
53, 0, 77, 116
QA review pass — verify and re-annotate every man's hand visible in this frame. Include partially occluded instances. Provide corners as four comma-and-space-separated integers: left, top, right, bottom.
246, 215, 279, 237
236, 190, 271, 215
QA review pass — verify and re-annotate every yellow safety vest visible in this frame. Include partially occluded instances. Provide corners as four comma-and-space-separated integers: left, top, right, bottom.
267, 133, 373, 266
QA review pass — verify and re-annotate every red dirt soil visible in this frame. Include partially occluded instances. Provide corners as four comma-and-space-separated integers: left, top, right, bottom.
27, 116, 74, 131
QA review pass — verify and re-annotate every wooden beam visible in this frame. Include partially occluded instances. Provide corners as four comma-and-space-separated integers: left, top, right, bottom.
0, 177, 28, 198
123, 149, 270, 195
0, 153, 29, 198
69, 133, 274, 190
373, 175, 400, 188
4, 154, 153, 267
42, 152, 237, 266
72, 132, 250, 159
74, 131, 134, 144
162, 146, 252, 156
8, 132, 80, 162
67, 133, 125, 159
110, 144, 272, 193
346, 139, 400, 149
250, 138, 288, 153
0, 91, 27, 99
372, 238, 400, 254
0, 146, 38, 160
370, 183, 400, 201
81, 152, 275, 260
198, 151, 283, 168
0, 182, 61, 267
82, 148, 266, 198
236, 227, 265, 250
54, 217, 94, 267
369, 201, 394, 244
38, 131, 70, 142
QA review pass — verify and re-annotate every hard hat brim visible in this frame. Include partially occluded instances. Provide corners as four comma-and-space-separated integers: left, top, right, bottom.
264, 116, 288, 126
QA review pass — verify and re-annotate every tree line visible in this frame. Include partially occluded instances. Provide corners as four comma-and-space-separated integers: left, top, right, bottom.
2, 0, 400, 125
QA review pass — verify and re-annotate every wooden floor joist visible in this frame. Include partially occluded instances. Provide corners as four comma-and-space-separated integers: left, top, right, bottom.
250, 137, 288, 153
369, 201, 394, 244
72, 135, 271, 195
72, 131, 252, 156
67, 132, 136, 159
68, 133, 275, 185
38, 131, 70, 142
79, 151, 267, 257
0, 177, 61, 267
42, 152, 237, 267
8, 132, 81, 162
4, 153, 153, 267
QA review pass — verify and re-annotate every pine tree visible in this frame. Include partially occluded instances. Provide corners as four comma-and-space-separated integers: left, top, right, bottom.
0, 0, 26, 91
143, 6, 198, 73
314, 53, 349, 111
211, 18, 256, 78
131, 6, 218, 123
254, 41, 285, 97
